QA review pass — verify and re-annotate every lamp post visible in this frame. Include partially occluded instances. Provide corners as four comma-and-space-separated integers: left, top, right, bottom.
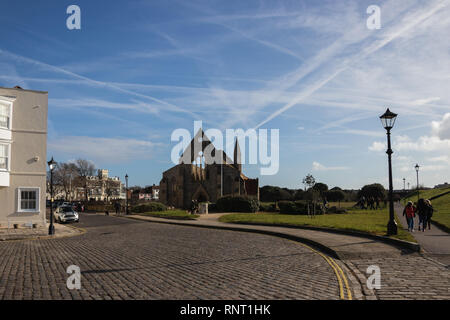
407, 182, 410, 190
47, 157, 57, 235
403, 178, 406, 191
415, 164, 420, 202
380, 108, 398, 235
125, 174, 129, 215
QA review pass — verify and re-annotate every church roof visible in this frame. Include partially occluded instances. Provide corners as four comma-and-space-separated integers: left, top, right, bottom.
179, 129, 233, 165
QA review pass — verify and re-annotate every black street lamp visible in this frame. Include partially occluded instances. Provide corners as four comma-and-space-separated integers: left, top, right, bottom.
47, 157, 57, 235
415, 164, 420, 202
403, 178, 406, 191
380, 108, 398, 235
125, 174, 129, 215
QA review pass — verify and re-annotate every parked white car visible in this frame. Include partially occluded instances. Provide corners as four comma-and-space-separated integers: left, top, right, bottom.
54, 206, 79, 223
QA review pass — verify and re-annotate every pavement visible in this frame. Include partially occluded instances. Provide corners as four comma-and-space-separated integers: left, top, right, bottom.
126, 213, 450, 300
395, 203, 450, 267
0, 222, 83, 241
0, 212, 448, 300
0, 213, 350, 300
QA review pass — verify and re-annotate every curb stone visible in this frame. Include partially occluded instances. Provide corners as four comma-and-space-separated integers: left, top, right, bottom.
226, 221, 421, 253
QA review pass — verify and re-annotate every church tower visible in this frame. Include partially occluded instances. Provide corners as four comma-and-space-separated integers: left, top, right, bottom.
233, 139, 242, 172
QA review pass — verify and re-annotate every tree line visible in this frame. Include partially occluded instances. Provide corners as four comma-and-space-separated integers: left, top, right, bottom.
260, 174, 390, 204
47, 159, 119, 202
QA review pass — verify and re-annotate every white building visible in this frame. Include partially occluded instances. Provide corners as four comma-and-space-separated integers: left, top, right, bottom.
0, 86, 48, 227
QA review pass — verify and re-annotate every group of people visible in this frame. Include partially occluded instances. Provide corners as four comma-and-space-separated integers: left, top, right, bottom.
403, 198, 434, 232
356, 196, 385, 210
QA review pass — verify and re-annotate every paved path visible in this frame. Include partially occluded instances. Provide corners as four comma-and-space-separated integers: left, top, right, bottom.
128, 214, 450, 300
0, 214, 349, 300
1, 212, 448, 300
0, 223, 82, 241
395, 203, 450, 267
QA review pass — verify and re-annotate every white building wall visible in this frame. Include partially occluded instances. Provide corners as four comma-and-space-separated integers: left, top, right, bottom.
0, 87, 48, 227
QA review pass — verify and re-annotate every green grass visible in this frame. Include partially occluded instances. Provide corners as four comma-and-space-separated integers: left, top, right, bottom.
328, 201, 357, 208
404, 187, 450, 203
137, 210, 199, 220
404, 188, 450, 231
219, 208, 416, 242
428, 194, 450, 231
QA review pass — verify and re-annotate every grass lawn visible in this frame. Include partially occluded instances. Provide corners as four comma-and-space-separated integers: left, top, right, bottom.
328, 201, 356, 208
404, 187, 450, 203
137, 210, 199, 220
428, 194, 450, 231
219, 208, 416, 242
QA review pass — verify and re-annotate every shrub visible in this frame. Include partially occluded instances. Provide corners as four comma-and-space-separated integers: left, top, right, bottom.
278, 200, 324, 215
259, 186, 293, 202
216, 195, 259, 213
278, 201, 299, 214
208, 203, 218, 213
131, 202, 167, 213
259, 202, 277, 212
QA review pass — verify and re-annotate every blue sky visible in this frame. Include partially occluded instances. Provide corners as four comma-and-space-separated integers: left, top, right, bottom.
1, 0, 449, 189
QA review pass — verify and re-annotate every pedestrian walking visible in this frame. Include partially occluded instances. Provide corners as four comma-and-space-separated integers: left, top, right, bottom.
425, 199, 434, 230
403, 201, 416, 232
114, 201, 121, 216
416, 198, 427, 232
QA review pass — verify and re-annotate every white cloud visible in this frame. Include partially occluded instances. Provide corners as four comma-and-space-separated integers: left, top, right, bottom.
48, 136, 160, 164
312, 161, 349, 171
431, 112, 450, 140
400, 164, 446, 172
427, 155, 449, 163
369, 141, 386, 152
370, 113, 450, 152
411, 97, 441, 106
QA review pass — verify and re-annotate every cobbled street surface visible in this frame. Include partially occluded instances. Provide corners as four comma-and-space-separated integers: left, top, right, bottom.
348, 254, 450, 300
0, 214, 342, 300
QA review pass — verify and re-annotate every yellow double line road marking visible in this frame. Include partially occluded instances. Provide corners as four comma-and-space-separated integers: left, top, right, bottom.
292, 241, 352, 300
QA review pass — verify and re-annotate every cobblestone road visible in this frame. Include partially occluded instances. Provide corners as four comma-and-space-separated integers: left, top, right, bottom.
0, 214, 343, 300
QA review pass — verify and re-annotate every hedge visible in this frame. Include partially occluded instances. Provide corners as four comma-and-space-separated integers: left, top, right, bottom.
131, 202, 167, 213
216, 195, 259, 213
278, 200, 324, 215
259, 202, 277, 212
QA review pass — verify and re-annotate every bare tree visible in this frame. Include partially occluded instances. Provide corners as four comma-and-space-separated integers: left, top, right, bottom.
74, 159, 96, 201
104, 179, 120, 202
53, 162, 79, 201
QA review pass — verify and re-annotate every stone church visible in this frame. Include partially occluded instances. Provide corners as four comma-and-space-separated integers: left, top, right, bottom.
159, 130, 259, 209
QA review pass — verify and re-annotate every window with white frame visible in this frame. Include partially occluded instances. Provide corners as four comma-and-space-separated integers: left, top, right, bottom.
0, 144, 8, 170
18, 188, 40, 212
0, 101, 10, 129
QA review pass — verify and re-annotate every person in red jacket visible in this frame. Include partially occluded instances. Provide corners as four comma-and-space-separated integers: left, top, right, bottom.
403, 201, 416, 232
